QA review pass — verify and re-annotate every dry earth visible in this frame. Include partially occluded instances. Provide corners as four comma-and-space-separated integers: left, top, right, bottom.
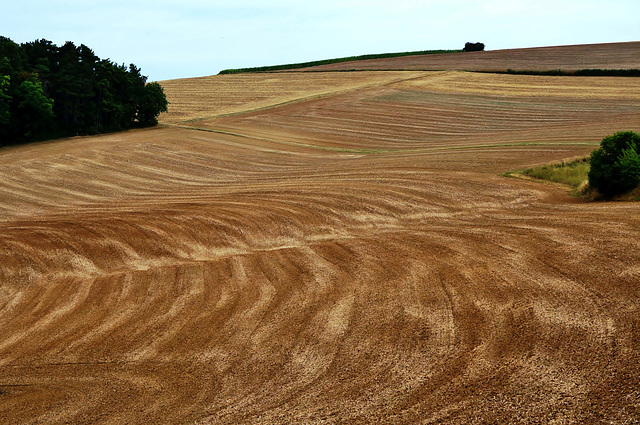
0, 49, 639, 424
298, 42, 640, 72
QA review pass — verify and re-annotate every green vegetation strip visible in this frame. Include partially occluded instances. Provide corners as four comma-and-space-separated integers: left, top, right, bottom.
521, 157, 590, 187
505, 156, 591, 196
219, 50, 462, 74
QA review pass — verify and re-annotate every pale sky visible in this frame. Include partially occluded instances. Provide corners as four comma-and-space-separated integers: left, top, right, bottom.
2, 0, 639, 81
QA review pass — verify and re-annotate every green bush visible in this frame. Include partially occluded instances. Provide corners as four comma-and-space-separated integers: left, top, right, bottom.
588, 131, 640, 196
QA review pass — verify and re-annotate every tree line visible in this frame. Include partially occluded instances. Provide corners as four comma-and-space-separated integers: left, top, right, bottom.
0, 37, 167, 146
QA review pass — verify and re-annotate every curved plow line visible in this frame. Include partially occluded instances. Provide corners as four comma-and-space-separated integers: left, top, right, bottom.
174, 125, 390, 154
179, 72, 435, 123
175, 125, 598, 155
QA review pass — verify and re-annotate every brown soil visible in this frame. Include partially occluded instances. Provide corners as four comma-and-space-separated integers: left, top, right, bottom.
159, 71, 425, 123
0, 52, 639, 424
297, 42, 640, 72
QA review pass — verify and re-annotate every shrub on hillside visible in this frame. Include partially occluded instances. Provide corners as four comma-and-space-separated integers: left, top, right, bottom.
463, 42, 485, 52
588, 131, 640, 196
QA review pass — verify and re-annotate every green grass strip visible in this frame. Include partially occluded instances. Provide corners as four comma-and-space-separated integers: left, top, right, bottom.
520, 157, 590, 187
504, 156, 592, 197
219, 50, 462, 74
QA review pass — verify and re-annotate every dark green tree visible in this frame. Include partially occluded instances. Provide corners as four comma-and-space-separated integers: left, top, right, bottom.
22, 39, 56, 85
588, 131, 640, 196
137, 82, 168, 126
0, 74, 10, 126
13, 73, 55, 141
464, 42, 485, 52
0, 37, 24, 76
0, 47, 17, 143
124, 63, 146, 127
0, 36, 168, 144
52, 41, 98, 134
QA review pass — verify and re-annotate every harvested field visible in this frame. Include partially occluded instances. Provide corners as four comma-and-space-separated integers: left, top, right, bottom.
1, 53, 640, 424
297, 41, 640, 72
198, 71, 640, 155
159, 71, 425, 123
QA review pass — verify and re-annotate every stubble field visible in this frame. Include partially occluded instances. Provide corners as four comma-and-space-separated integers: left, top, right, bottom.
0, 45, 639, 424
298, 41, 640, 72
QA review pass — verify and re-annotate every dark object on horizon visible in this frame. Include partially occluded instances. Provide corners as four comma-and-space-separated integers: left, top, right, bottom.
464, 42, 485, 52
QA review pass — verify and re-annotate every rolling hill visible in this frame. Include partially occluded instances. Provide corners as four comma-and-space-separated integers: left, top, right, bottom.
0, 43, 639, 424
293, 41, 640, 72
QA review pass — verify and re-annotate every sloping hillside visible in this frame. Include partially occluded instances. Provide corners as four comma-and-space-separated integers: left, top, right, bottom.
0, 44, 639, 424
159, 71, 426, 123
294, 42, 640, 72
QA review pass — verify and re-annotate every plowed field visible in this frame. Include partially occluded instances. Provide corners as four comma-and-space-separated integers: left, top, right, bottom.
298, 41, 640, 72
1, 61, 639, 423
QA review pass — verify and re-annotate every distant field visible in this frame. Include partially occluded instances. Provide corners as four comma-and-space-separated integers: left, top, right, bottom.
1, 44, 640, 424
296, 41, 640, 72
188, 71, 640, 155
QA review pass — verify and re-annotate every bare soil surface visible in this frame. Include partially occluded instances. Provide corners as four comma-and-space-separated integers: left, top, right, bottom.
159, 71, 425, 123
298, 42, 640, 72
1, 56, 639, 424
